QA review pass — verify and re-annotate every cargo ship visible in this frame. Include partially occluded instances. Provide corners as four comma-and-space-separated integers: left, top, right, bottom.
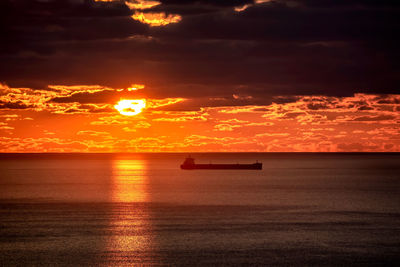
180, 156, 262, 170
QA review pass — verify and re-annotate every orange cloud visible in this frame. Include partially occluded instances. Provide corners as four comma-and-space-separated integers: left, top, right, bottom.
125, 0, 161, 10
1, 84, 400, 152
0, 137, 89, 153
234, 4, 251, 12
77, 130, 113, 138
121, 121, 151, 131
234, 0, 272, 12
131, 11, 182, 26
48, 85, 111, 94
153, 116, 207, 122
147, 98, 186, 109
90, 115, 133, 126
0, 122, 14, 131
127, 84, 145, 91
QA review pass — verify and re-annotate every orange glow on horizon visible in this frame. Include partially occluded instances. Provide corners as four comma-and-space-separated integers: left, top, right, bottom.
115, 99, 146, 116
1, 82, 400, 152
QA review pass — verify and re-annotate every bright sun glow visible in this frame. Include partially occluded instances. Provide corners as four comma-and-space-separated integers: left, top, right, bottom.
115, 99, 146, 116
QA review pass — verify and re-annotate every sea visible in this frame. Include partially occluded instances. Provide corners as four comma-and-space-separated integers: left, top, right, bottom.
0, 153, 399, 266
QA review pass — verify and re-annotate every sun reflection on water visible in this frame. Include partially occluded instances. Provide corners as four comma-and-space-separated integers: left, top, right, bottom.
111, 159, 149, 203
105, 158, 156, 265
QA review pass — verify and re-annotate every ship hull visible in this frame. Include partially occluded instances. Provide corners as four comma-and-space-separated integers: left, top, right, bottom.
181, 163, 262, 170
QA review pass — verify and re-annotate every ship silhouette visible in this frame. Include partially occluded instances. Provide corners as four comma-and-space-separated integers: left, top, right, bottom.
180, 156, 262, 170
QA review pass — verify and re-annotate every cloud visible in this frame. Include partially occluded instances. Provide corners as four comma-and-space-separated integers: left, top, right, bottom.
90, 115, 132, 125
234, 0, 272, 12
0, 83, 118, 114
0, 83, 56, 111
351, 115, 396, 122
147, 98, 186, 108
213, 124, 238, 131
1, 0, 399, 96
0, 121, 14, 131
0, 100, 32, 109
122, 127, 136, 132
1, 80, 400, 152
99, 0, 182, 26
255, 132, 289, 137
0, 83, 189, 116
125, 0, 161, 10
0, 137, 89, 153
121, 121, 151, 130
77, 130, 113, 138
50, 88, 123, 104
131, 11, 182, 26
152, 115, 207, 122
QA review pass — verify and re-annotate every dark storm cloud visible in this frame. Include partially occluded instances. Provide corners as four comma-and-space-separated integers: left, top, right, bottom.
148, 0, 254, 15
0, 0, 399, 99
152, 0, 399, 45
160, 0, 252, 6
0, 0, 145, 53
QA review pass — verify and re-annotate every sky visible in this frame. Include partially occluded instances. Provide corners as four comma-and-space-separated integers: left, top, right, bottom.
0, 0, 399, 152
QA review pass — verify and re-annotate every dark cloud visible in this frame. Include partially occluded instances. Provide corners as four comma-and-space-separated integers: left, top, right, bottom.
352, 115, 396, 122
306, 103, 329, 110
282, 112, 306, 119
0, 100, 32, 109
151, 0, 254, 15
357, 105, 373, 111
50, 89, 145, 104
49, 87, 274, 110
160, 0, 252, 6
376, 98, 400, 104
1, 0, 399, 98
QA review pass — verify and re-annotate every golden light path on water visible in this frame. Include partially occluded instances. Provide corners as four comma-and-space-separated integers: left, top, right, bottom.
106, 159, 154, 264
114, 99, 146, 116
111, 159, 149, 203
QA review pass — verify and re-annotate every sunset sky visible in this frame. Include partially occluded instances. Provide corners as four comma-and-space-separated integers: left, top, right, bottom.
0, 0, 399, 152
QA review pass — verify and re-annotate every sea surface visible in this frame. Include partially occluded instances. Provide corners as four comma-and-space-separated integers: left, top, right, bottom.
0, 153, 399, 266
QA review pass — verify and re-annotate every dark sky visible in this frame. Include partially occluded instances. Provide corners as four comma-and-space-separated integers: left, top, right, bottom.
1, 0, 399, 100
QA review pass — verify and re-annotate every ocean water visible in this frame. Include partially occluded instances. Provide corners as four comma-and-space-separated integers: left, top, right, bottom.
0, 153, 399, 266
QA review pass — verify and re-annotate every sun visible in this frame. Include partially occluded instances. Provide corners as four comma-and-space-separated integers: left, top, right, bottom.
115, 99, 146, 116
